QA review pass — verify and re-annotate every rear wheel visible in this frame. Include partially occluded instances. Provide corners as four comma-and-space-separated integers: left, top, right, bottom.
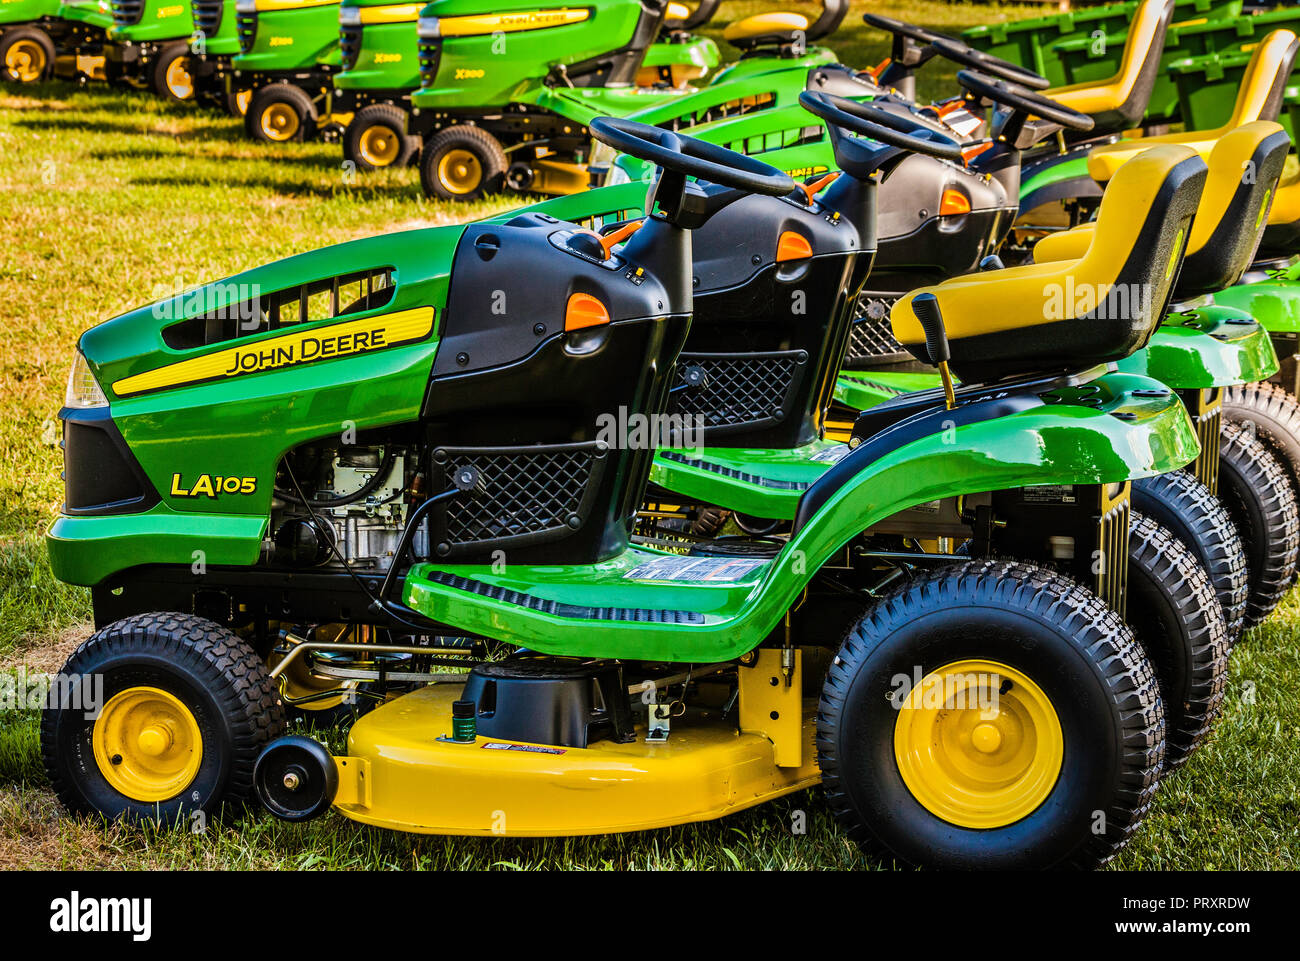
41, 613, 285, 823
1125, 512, 1228, 770
345, 103, 417, 172
1218, 419, 1299, 629
1132, 470, 1248, 642
152, 42, 195, 102
0, 27, 55, 83
245, 84, 318, 143
419, 124, 507, 201
817, 560, 1163, 869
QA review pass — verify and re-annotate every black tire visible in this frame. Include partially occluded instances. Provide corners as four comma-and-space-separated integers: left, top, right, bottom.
151, 41, 196, 102
345, 103, 417, 172
1224, 380, 1300, 588
245, 84, 318, 143
223, 85, 254, 118
419, 124, 507, 200
817, 560, 1164, 870
1132, 470, 1248, 642
41, 613, 285, 824
0, 27, 56, 83
1218, 419, 1300, 629
1125, 512, 1228, 770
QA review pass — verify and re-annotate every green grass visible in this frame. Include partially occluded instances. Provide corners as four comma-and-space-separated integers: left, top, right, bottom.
1, 0, 1298, 870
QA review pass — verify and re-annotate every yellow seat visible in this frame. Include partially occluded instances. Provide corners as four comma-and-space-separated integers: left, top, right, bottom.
1087, 28, 1300, 182
723, 12, 810, 48
1043, 0, 1176, 131
892, 145, 1207, 382
1260, 153, 1300, 255
1040, 122, 1291, 294
666, 2, 692, 20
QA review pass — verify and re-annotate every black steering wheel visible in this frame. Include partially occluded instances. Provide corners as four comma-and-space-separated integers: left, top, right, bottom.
588, 117, 796, 196
956, 69, 1095, 131
799, 92, 965, 163
863, 14, 1050, 90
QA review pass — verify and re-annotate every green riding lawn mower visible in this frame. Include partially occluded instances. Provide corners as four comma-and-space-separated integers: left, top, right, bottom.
45, 96, 1245, 868
0, 0, 112, 84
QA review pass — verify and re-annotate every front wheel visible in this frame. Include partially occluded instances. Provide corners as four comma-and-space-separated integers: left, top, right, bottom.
344, 103, 418, 172
0, 27, 55, 83
419, 124, 507, 201
1218, 419, 1300, 629
817, 560, 1164, 870
41, 613, 285, 823
245, 84, 318, 143
152, 42, 195, 102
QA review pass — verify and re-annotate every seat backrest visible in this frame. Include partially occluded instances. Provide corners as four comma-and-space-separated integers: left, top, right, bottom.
1223, 29, 1300, 128
1179, 120, 1291, 295
1078, 144, 1206, 331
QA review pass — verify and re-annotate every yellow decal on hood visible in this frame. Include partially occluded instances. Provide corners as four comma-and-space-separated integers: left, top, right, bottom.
113, 306, 434, 397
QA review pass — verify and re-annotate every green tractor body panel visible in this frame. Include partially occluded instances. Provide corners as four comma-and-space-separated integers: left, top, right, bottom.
334, 0, 419, 91
401, 372, 1198, 662
47, 223, 465, 587
230, 0, 340, 73
59, 0, 114, 28
531, 83, 692, 128
1213, 275, 1300, 334
641, 32, 718, 73
700, 43, 836, 87
410, 0, 648, 108
106, 0, 194, 43
192, 0, 239, 55
1019, 150, 1094, 210
1, 0, 62, 23
833, 370, 939, 411
1116, 307, 1280, 386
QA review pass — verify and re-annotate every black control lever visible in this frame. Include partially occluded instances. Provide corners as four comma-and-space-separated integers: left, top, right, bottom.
911, 292, 956, 410
979, 255, 1005, 272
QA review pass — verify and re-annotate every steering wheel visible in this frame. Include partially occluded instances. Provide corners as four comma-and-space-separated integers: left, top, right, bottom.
956, 69, 1095, 132
861, 13, 946, 46
588, 117, 796, 196
799, 92, 965, 162
927, 37, 1051, 90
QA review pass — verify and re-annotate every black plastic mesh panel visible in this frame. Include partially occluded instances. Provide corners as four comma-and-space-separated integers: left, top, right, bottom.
340, 24, 362, 71
111, 0, 144, 27
193, 0, 223, 36
846, 293, 909, 363
669, 350, 804, 429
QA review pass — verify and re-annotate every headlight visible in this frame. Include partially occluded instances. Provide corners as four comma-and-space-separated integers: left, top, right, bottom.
339, 6, 362, 27
65, 351, 108, 409
235, 0, 256, 13
417, 16, 440, 38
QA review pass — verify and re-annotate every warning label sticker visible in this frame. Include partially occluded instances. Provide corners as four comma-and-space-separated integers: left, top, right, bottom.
482, 742, 566, 755
1022, 485, 1077, 504
624, 554, 768, 582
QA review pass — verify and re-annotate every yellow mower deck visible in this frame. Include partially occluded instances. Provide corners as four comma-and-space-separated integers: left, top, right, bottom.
333, 661, 820, 836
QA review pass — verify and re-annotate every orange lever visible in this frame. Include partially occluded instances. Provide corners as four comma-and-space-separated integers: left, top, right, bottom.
797, 171, 840, 206
600, 219, 645, 260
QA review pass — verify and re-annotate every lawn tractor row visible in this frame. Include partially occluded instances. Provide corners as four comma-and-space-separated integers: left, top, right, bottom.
29, 1, 1300, 869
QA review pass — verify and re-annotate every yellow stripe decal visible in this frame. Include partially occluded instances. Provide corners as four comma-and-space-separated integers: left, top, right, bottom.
113, 306, 434, 397
440, 8, 590, 37
356, 3, 423, 24
254, 0, 339, 11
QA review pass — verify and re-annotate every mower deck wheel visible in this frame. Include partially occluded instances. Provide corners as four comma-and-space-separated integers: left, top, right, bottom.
419, 124, 507, 201
817, 559, 1163, 869
0, 27, 55, 83
152, 42, 195, 102
345, 103, 417, 172
40, 613, 285, 823
246, 84, 318, 143
1217, 419, 1300, 630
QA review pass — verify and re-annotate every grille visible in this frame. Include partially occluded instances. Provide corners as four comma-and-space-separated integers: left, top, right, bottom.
1185, 388, 1223, 495
340, 23, 362, 71
431, 442, 607, 556
417, 36, 441, 87
1096, 483, 1131, 620
236, 10, 257, 53
668, 350, 806, 430
111, 0, 145, 27
845, 293, 911, 365
193, 0, 223, 36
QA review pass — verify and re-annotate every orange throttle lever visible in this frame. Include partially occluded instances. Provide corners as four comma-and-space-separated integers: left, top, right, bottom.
796, 171, 840, 206
600, 219, 646, 260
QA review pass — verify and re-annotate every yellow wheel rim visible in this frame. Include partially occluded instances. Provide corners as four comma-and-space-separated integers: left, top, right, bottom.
437, 148, 482, 194
235, 87, 253, 116
165, 56, 194, 100
893, 659, 1063, 829
5, 39, 47, 83
359, 124, 402, 167
260, 102, 300, 141
93, 686, 203, 802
